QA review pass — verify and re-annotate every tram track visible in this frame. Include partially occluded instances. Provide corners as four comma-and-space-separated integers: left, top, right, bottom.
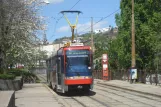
91, 91, 124, 105
46, 83, 160, 107
87, 96, 110, 107
39, 75, 161, 107
96, 84, 161, 102
41, 74, 110, 106
71, 97, 88, 107
58, 91, 112, 107
60, 96, 89, 107
63, 96, 110, 107
95, 87, 154, 107
94, 84, 161, 107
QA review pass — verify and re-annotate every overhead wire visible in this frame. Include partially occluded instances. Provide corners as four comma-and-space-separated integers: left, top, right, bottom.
45, 16, 104, 19
56, 0, 82, 22
49, 0, 82, 40
81, 9, 120, 44
69, 0, 82, 10
77, 9, 120, 35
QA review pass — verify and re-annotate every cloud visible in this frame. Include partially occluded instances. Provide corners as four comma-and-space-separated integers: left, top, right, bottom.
77, 21, 108, 34
56, 21, 108, 34
57, 26, 70, 32
48, 0, 64, 4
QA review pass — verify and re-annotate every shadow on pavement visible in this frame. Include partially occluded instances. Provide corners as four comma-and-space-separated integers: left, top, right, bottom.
57, 90, 96, 97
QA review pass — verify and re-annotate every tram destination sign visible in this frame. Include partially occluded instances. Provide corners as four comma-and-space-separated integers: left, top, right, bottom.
66, 50, 89, 55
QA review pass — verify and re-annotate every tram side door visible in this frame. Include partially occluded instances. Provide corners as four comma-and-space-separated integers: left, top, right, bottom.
56, 57, 62, 89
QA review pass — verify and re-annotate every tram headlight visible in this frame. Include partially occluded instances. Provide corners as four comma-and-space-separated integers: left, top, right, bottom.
70, 77, 74, 79
84, 76, 91, 79
66, 77, 74, 79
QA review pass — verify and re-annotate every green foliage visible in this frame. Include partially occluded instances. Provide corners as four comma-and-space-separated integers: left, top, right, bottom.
0, 68, 38, 81
108, 0, 161, 70
8, 68, 38, 79
94, 34, 109, 59
94, 59, 102, 70
7, 69, 28, 76
0, 74, 16, 80
0, 0, 46, 69
0, 68, 4, 74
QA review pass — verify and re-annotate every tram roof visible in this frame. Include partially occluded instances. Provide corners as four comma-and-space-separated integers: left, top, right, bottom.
46, 45, 91, 60
63, 45, 91, 50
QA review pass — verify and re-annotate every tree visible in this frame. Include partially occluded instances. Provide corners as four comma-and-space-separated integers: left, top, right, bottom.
109, 0, 161, 70
0, 0, 46, 69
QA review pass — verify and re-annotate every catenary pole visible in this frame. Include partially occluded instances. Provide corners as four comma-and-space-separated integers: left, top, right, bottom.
131, 0, 136, 67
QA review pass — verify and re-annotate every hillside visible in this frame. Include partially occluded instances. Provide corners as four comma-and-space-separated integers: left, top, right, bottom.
53, 28, 118, 45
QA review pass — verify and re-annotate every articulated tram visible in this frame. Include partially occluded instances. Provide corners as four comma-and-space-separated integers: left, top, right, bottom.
46, 43, 93, 93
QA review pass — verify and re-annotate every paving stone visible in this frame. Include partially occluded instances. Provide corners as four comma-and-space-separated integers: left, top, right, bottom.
15, 84, 63, 107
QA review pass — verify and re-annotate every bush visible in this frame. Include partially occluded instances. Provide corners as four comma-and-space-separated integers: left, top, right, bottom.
23, 72, 39, 83
23, 72, 38, 79
0, 70, 3, 74
0, 68, 5, 74
8, 69, 28, 76
0, 68, 39, 82
0, 74, 16, 80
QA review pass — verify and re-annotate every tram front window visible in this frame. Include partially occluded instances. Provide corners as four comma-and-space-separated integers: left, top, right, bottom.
65, 50, 91, 73
66, 55, 89, 66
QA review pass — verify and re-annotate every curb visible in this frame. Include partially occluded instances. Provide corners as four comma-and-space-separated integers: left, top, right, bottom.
97, 81, 161, 98
43, 84, 71, 107
0, 91, 15, 107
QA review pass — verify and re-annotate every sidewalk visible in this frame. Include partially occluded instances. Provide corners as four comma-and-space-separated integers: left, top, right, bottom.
95, 79, 161, 98
15, 84, 63, 107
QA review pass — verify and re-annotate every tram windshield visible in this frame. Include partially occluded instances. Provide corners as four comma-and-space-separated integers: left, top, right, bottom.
65, 50, 90, 67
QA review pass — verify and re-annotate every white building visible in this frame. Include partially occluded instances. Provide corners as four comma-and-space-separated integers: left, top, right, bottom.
94, 27, 112, 34
94, 29, 102, 34
39, 44, 64, 58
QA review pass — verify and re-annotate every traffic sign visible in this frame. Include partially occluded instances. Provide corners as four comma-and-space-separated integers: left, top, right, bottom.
102, 54, 108, 80
102, 54, 107, 60
102, 59, 107, 63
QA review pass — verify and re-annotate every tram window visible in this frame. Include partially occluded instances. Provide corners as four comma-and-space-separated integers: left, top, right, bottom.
65, 50, 91, 66
57, 57, 61, 72
66, 55, 90, 66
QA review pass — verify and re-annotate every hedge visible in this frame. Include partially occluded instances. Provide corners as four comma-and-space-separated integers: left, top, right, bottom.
0, 74, 16, 80
0, 69, 38, 80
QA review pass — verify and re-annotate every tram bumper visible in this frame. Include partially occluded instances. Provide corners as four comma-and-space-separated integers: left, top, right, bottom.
64, 78, 93, 91
64, 78, 93, 85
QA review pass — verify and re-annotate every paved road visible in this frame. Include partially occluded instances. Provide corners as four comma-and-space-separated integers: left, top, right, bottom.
53, 82, 161, 107
35, 73, 161, 107
15, 84, 63, 107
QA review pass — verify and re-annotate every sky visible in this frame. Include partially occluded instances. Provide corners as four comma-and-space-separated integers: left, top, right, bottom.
40, 0, 121, 42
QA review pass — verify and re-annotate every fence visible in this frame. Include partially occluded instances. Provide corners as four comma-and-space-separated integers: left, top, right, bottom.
92, 70, 102, 79
93, 69, 161, 85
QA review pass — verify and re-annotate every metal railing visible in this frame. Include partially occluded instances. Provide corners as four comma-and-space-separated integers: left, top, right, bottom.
93, 69, 161, 85
92, 70, 102, 79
